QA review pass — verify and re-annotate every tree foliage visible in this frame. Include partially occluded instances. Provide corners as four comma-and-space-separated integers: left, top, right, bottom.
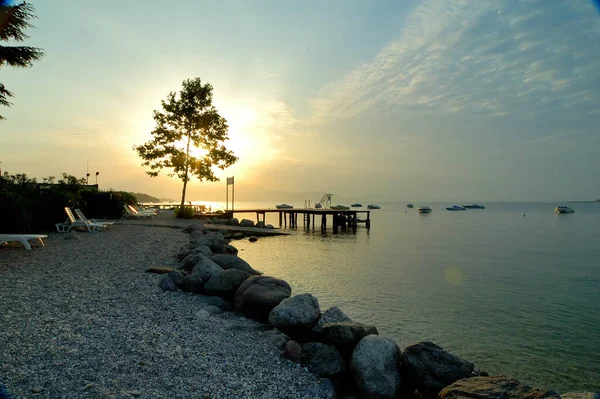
0, 1, 44, 119
134, 78, 238, 214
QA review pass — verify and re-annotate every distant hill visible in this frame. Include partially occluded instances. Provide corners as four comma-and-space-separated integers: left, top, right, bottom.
131, 192, 174, 203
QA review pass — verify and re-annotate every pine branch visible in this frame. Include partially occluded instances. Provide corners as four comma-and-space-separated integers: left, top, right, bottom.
0, 45, 44, 67
0, 2, 37, 42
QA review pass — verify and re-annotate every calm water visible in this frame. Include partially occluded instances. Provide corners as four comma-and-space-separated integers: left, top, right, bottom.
219, 202, 599, 392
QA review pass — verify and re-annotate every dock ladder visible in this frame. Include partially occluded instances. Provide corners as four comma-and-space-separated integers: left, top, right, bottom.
315, 194, 332, 209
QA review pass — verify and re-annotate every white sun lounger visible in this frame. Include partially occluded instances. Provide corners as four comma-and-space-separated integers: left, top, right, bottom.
56, 207, 105, 232
74, 209, 114, 228
0, 234, 47, 250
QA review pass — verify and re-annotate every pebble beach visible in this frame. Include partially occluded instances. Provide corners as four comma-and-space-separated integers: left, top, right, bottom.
0, 225, 328, 398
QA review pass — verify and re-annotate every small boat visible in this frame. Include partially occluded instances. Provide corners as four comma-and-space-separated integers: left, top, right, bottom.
275, 204, 293, 209
351, 203, 363, 208
314, 203, 323, 209
446, 205, 467, 211
417, 206, 432, 213
555, 206, 574, 214
331, 204, 350, 210
367, 204, 381, 209
407, 204, 414, 208
462, 204, 485, 209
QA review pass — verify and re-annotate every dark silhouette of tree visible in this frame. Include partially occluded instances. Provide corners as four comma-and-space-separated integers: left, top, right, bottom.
0, 1, 44, 119
134, 78, 238, 215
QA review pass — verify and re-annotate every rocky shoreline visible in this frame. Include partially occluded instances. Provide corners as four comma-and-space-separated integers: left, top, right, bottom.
156, 221, 599, 399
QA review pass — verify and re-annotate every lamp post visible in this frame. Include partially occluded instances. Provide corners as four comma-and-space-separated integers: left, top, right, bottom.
95, 172, 99, 185
86, 173, 90, 184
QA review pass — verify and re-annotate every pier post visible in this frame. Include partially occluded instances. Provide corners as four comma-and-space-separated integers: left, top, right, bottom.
321, 214, 326, 232
284, 212, 287, 228
279, 212, 282, 227
312, 214, 315, 232
366, 211, 371, 230
306, 213, 310, 230
333, 213, 339, 234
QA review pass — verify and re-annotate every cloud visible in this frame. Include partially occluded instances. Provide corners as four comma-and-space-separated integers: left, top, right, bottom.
309, 0, 600, 124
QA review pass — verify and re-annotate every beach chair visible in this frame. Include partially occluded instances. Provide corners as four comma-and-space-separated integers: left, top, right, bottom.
55, 207, 105, 232
74, 209, 114, 228
122, 205, 144, 219
0, 234, 47, 250
127, 204, 154, 219
133, 204, 157, 216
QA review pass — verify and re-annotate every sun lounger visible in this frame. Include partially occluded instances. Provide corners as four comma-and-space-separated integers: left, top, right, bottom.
0, 234, 47, 250
55, 207, 105, 232
123, 205, 154, 219
74, 209, 114, 228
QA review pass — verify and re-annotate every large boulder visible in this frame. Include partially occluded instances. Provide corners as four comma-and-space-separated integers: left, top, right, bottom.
213, 244, 238, 255
178, 253, 203, 272
256, 221, 265, 228
167, 271, 186, 288
193, 232, 226, 252
179, 245, 213, 261
439, 376, 560, 399
191, 256, 224, 282
312, 306, 352, 338
269, 294, 321, 332
322, 322, 378, 358
401, 341, 486, 397
183, 274, 204, 293
227, 218, 239, 226
203, 269, 251, 299
240, 219, 255, 227
190, 230, 204, 241
302, 342, 347, 377
233, 276, 292, 322
211, 254, 261, 275
350, 335, 404, 399
183, 223, 204, 233
158, 275, 179, 292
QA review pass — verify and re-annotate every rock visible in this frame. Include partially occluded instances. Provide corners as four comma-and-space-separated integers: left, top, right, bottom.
211, 254, 261, 275
31, 386, 44, 393
202, 305, 222, 314
183, 223, 203, 233
302, 342, 347, 377
266, 330, 289, 349
248, 236, 258, 242
167, 271, 186, 287
193, 231, 226, 252
302, 378, 337, 399
227, 218, 240, 226
240, 218, 255, 227
218, 244, 238, 255
313, 306, 352, 338
190, 231, 204, 241
196, 294, 231, 311
194, 310, 210, 320
322, 322, 378, 358
127, 390, 142, 397
179, 253, 204, 272
401, 341, 486, 397
350, 335, 404, 399
232, 232, 244, 240
233, 275, 292, 322
211, 217, 221, 224
256, 221, 265, 228
269, 294, 321, 333
158, 276, 179, 292
183, 274, 204, 293
177, 246, 213, 262
265, 224, 275, 229
561, 393, 600, 399
204, 269, 252, 299
283, 340, 303, 363
191, 255, 224, 283
145, 267, 174, 274
439, 376, 560, 399
217, 228, 231, 238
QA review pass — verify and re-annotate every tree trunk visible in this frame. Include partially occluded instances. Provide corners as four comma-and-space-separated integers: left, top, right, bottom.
179, 133, 192, 212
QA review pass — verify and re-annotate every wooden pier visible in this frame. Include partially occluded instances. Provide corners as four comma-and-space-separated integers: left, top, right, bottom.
200, 208, 372, 233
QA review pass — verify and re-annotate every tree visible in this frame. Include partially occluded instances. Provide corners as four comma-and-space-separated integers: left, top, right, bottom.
0, 1, 44, 119
134, 78, 238, 215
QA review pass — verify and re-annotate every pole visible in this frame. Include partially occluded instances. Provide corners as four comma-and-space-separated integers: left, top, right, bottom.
226, 181, 228, 211
232, 179, 235, 210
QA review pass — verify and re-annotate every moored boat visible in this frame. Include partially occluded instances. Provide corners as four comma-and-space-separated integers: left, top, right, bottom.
417, 206, 432, 214
555, 206, 574, 214
367, 204, 381, 209
446, 205, 467, 211
275, 204, 293, 209
332, 204, 350, 210
407, 204, 414, 208
351, 203, 363, 207
462, 204, 485, 209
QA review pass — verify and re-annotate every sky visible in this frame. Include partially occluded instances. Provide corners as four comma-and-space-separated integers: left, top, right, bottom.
1, 0, 599, 203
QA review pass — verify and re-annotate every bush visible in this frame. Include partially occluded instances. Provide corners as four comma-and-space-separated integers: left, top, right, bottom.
174, 206, 195, 219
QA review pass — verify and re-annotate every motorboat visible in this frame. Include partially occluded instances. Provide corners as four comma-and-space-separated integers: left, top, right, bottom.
275, 204, 293, 209
555, 206, 574, 214
331, 204, 350, 210
417, 206, 432, 213
351, 203, 363, 207
462, 204, 485, 209
314, 203, 322, 209
446, 205, 467, 211
407, 204, 414, 208
367, 204, 381, 209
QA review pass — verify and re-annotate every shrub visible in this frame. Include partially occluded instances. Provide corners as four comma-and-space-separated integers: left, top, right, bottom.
174, 206, 195, 219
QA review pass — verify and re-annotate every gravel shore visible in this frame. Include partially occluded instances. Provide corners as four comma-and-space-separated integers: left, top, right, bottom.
0, 225, 327, 398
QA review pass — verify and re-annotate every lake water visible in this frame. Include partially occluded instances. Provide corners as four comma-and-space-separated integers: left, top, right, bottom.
212, 201, 600, 392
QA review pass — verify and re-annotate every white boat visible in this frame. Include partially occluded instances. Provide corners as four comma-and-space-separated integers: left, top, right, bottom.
555, 206, 574, 214
367, 204, 381, 209
462, 204, 485, 209
351, 203, 363, 207
275, 204, 293, 209
446, 205, 467, 211
417, 206, 432, 213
